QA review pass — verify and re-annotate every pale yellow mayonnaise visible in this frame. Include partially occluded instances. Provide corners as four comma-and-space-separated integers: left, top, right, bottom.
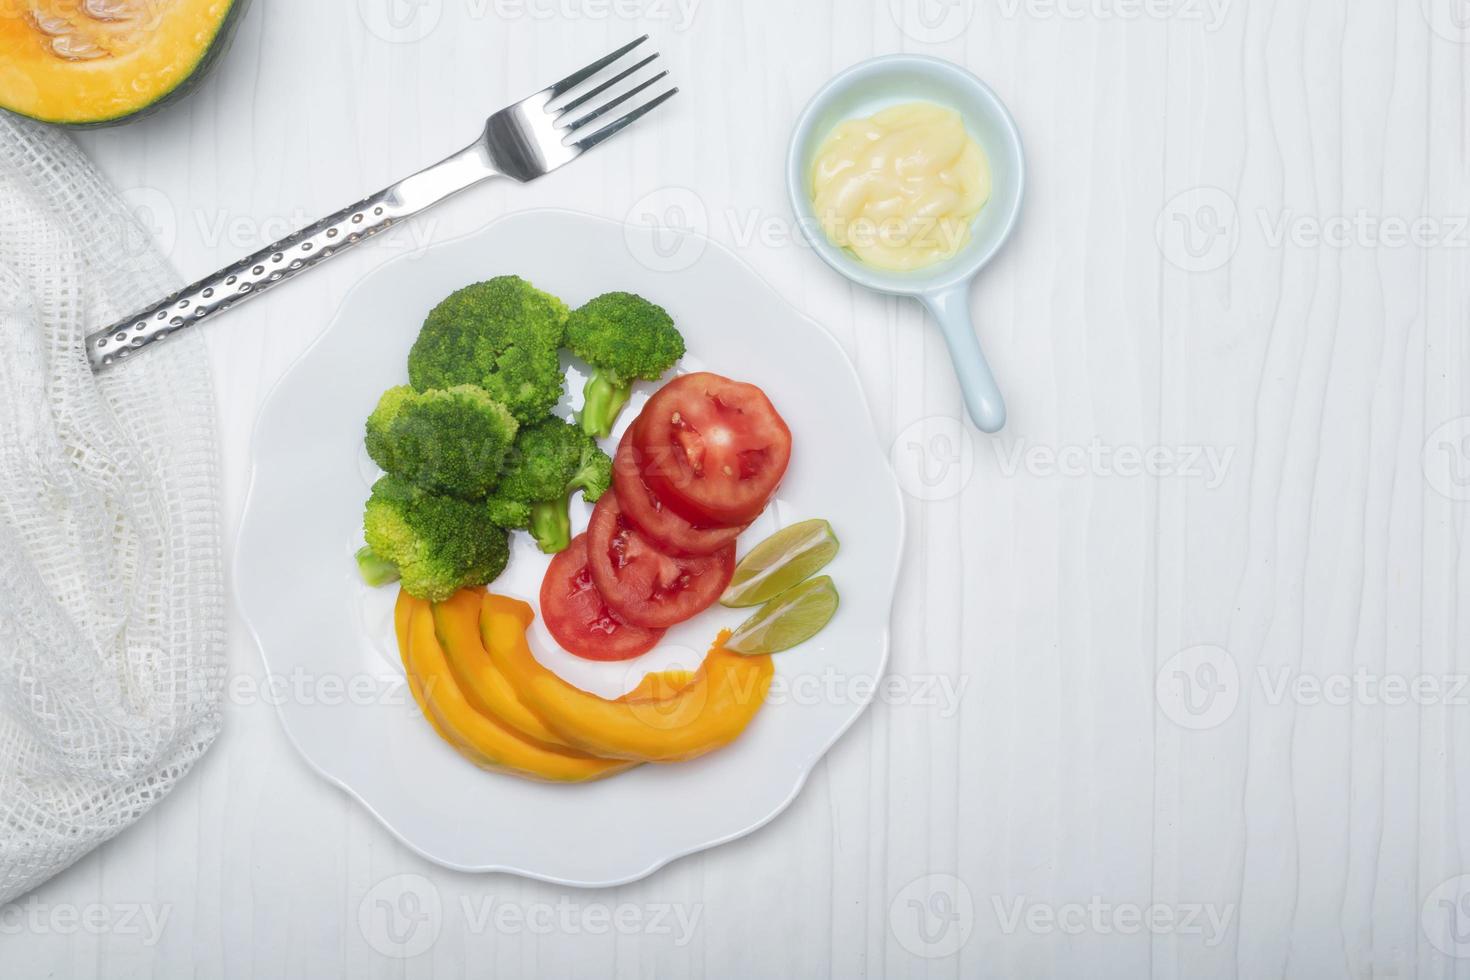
810, 102, 991, 272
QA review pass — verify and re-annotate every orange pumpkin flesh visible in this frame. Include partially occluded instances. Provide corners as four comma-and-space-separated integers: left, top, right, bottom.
0, 0, 245, 126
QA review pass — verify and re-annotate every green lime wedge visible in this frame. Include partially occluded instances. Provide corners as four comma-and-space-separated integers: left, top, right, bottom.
721, 519, 839, 608
725, 576, 839, 655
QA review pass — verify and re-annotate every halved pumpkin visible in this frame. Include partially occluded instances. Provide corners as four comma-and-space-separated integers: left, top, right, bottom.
0, 0, 248, 126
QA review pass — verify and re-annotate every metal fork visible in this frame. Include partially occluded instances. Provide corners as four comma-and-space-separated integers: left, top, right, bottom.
87, 36, 676, 371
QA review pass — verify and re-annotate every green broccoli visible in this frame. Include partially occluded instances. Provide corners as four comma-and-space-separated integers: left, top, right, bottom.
484, 495, 533, 531
358, 475, 511, 601
407, 276, 569, 423
363, 385, 415, 473
564, 291, 685, 438
354, 546, 403, 587
493, 416, 613, 553
365, 384, 518, 499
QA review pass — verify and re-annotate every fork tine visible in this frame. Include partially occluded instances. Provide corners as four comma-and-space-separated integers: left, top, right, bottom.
571, 87, 678, 153
557, 52, 659, 117
544, 35, 648, 100
563, 70, 670, 134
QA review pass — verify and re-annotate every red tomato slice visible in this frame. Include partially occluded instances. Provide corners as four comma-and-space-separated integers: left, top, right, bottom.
540, 534, 664, 661
586, 491, 735, 629
612, 430, 748, 556
633, 372, 792, 527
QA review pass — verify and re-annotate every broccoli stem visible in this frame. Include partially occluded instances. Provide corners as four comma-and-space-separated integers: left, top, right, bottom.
529, 494, 573, 554
355, 546, 401, 587
579, 371, 633, 440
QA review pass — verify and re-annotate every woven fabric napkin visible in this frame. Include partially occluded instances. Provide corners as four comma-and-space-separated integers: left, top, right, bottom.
0, 115, 225, 902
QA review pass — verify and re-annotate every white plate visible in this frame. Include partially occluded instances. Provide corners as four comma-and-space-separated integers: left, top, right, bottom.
235, 209, 905, 886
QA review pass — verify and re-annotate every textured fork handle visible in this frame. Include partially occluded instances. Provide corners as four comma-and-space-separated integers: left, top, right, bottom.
88, 141, 498, 371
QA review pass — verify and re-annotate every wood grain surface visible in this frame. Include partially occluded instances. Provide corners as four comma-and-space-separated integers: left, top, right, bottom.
5, 0, 1469, 976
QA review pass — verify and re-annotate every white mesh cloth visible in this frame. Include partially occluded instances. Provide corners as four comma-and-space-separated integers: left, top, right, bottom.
0, 115, 224, 902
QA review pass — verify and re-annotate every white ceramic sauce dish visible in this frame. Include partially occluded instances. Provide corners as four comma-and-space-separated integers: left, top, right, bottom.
786, 54, 1025, 433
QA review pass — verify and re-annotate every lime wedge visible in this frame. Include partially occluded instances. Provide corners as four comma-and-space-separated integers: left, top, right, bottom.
721, 519, 839, 608
726, 576, 839, 655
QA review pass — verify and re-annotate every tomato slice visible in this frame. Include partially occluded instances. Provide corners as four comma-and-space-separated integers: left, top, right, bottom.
612, 430, 748, 556
633, 372, 792, 527
586, 491, 735, 629
540, 534, 665, 661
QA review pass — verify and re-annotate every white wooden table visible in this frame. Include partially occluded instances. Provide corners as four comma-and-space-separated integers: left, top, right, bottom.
7, 0, 1470, 976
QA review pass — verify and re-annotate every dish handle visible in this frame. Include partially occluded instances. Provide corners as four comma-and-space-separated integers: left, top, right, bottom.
920, 284, 1006, 433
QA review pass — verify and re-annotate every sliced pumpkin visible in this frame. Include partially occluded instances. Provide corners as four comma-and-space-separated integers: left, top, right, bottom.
395, 590, 454, 744
0, 0, 248, 126
404, 599, 636, 783
432, 590, 583, 754
618, 670, 697, 703
479, 595, 774, 764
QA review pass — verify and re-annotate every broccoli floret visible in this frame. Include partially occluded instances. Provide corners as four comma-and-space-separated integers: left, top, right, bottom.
355, 545, 402, 587
494, 416, 613, 553
564, 292, 684, 438
407, 276, 569, 423
364, 385, 416, 473
484, 495, 532, 530
359, 475, 510, 601
364, 384, 518, 499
